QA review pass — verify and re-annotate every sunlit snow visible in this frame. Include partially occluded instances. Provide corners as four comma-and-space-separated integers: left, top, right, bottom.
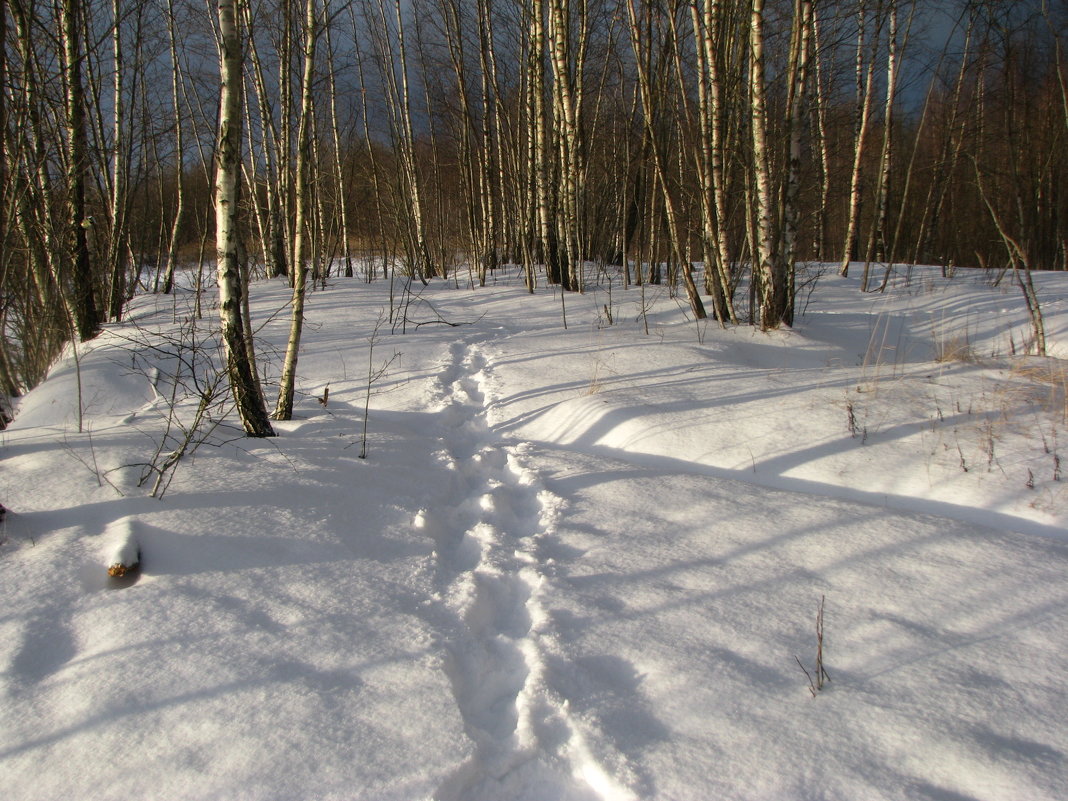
2, 263, 1066, 800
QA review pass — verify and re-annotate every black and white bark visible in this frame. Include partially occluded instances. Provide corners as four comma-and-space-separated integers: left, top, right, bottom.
161, 0, 186, 295
626, 0, 705, 321
749, 0, 789, 328
839, 4, 882, 277
274, 0, 321, 420
216, 0, 275, 437
60, 0, 102, 341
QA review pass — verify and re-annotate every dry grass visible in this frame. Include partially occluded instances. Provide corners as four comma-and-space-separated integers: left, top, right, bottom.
585, 356, 609, 396
934, 336, 979, 364
1011, 357, 1068, 421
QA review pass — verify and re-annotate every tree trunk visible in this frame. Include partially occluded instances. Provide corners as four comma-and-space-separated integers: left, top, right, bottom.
780, 0, 813, 320
690, 0, 739, 324
749, 0, 788, 328
106, 0, 129, 320
324, 18, 353, 278
626, 0, 705, 320
863, 0, 899, 291
810, 8, 832, 261
531, 0, 563, 286
839, 6, 881, 277
162, 0, 186, 295
216, 0, 274, 437
547, 0, 586, 291
60, 0, 102, 341
243, 0, 288, 279
274, 0, 319, 421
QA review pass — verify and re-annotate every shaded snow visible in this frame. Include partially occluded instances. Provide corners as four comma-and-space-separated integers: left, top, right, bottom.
2, 264, 1067, 800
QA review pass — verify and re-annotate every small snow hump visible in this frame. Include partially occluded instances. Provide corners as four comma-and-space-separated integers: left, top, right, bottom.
104, 518, 141, 578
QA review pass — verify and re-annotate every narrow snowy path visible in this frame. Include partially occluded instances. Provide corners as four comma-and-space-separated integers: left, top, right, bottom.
416, 340, 636, 801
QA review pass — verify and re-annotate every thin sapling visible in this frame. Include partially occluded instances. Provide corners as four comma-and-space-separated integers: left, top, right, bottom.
795, 595, 831, 697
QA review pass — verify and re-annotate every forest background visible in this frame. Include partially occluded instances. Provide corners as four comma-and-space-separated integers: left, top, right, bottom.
1, 0, 1066, 422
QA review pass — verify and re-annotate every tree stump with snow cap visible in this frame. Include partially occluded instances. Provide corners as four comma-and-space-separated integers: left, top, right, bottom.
105, 518, 141, 577
107, 552, 140, 577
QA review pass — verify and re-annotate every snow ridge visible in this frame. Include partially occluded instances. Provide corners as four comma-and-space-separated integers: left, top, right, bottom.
418, 341, 634, 801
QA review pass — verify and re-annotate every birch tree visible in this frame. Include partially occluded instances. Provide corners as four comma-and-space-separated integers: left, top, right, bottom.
367, 0, 433, 282
625, 0, 705, 320
161, 0, 187, 295
780, 0, 814, 310
274, 0, 321, 421
839, 2, 883, 277
216, 0, 274, 437
323, 16, 354, 278
60, 0, 103, 341
244, 0, 289, 278
689, 0, 742, 323
749, 0, 788, 328
862, 0, 908, 291
547, 0, 587, 291
530, 0, 565, 286
0, 0, 13, 401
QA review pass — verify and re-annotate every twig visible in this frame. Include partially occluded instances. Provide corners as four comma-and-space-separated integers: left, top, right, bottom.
795, 656, 817, 698
360, 312, 402, 459
796, 594, 830, 697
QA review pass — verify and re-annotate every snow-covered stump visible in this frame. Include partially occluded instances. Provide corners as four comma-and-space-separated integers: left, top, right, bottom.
104, 518, 141, 577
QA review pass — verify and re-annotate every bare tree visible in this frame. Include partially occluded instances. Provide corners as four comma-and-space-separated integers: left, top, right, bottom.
366, 0, 433, 283
275, 0, 322, 421
547, 0, 588, 291
60, 0, 103, 341
781, 0, 814, 310
749, 0, 786, 328
839, 2, 883, 277
161, 0, 187, 295
324, 14, 354, 278
689, 0, 742, 323
625, 0, 705, 320
216, 0, 275, 437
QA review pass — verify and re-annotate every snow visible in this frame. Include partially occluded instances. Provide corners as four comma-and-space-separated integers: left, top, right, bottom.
2, 264, 1067, 800
103, 517, 140, 576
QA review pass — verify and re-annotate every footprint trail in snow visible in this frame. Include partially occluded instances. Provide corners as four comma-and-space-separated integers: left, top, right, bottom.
416, 342, 636, 801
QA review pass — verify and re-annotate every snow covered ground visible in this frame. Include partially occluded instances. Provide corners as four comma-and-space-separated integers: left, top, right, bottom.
2, 264, 1067, 800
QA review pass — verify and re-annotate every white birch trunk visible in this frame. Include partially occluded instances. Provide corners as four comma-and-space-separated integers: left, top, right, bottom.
60, 0, 101, 341
392, 0, 432, 281
324, 19, 353, 278
531, 0, 560, 285
810, 8, 832, 260
107, 0, 128, 319
161, 0, 186, 295
274, 0, 319, 421
839, 7, 880, 277
781, 0, 813, 318
749, 0, 782, 328
216, 0, 274, 437
626, 0, 705, 320
548, 0, 585, 290
243, 0, 287, 278
863, 0, 899, 291
692, 0, 738, 323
